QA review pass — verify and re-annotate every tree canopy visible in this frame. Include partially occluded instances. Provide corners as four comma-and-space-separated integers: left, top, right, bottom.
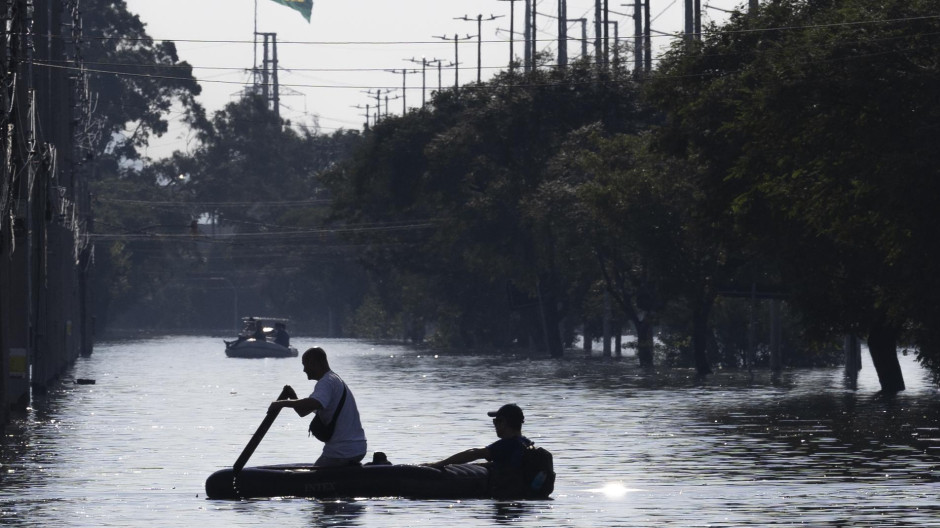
648, 0, 940, 389
88, 0, 940, 392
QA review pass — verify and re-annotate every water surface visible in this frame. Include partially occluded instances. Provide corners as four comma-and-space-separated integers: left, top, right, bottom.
1, 337, 937, 526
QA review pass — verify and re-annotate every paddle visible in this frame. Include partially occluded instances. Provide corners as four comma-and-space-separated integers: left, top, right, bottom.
233, 384, 298, 473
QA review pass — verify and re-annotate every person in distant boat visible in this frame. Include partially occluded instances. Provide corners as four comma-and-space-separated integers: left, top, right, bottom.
268, 347, 367, 467
273, 322, 290, 347
427, 403, 532, 471
251, 319, 267, 341
227, 317, 258, 348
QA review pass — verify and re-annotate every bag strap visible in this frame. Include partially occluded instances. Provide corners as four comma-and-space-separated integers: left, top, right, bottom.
330, 384, 348, 426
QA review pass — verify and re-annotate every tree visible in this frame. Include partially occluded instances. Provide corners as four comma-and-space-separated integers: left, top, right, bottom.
83, 0, 206, 163
84, 0, 206, 331
550, 128, 738, 373
324, 60, 656, 354
649, 0, 940, 390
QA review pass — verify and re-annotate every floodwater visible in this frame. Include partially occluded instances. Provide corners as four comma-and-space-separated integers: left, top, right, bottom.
1, 336, 938, 527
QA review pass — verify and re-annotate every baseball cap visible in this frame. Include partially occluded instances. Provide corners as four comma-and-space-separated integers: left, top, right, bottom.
487, 403, 524, 426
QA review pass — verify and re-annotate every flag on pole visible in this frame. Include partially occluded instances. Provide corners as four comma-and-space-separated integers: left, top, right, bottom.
267, 0, 313, 22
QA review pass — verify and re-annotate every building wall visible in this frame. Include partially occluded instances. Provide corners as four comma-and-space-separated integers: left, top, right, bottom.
1, 0, 94, 425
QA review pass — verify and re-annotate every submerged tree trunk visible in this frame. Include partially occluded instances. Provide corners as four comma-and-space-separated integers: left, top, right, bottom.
537, 278, 565, 358
543, 300, 565, 358
867, 321, 905, 393
692, 301, 712, 376
635, 318, 654, 367
614, 323, 623, 358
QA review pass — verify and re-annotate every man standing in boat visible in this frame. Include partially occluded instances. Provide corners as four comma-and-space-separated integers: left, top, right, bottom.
268, 347, 367, 466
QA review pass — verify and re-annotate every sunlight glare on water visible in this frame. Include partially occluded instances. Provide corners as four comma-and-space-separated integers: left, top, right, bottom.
0, 336, 938, 527
587, 482, 641, 499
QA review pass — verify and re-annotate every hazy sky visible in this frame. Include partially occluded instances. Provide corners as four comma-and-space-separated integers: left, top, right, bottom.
122, 0, 740, 159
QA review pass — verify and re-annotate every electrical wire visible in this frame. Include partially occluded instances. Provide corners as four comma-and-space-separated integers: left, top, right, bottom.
14, 13, 937, 46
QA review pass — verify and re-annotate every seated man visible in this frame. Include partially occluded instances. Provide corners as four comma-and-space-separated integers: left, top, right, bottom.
428, 404, 534, 496
252, 320, 267, 341
273, 322, 290, 347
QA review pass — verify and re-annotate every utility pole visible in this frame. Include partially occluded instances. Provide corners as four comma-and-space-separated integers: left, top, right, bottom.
558, 0, 568, 68
405, 58, 427, 106
607, 7, 635, 67
363, 88, 396, 122
644, 0, 651, 72
497, 0, 521, 71
531, 0, 538, 68
353, 104, 369, 128
254, 32, 280, 117
631, 1, 642, 74
524, 0, 532, 71
594, 0, 603, 66
571, 18, 589, 59
433, 59, 444, 93
271, 34, 280, 115
407, 57, 445, 104
434, 33, 474, 92
456, 14, 503, 83
540, 10, 586, 64
750, 0, 759, 14
684, 0, 702, 41
606, 20, 619, 67
695, 0, 702, 37
603, 0, 610, 67
387, 69, 417, 114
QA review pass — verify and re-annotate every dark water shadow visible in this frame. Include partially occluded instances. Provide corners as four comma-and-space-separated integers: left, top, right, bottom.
307, 500, 366, 527
490, 500, 550, 524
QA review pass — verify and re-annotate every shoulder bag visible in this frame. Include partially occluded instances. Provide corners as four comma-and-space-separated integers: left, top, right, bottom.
308, 384, 347, 442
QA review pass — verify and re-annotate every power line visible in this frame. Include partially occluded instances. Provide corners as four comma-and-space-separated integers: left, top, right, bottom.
90, 221, 437, 241
31, 33, 940, 94
97, 198, 332, 207
15, 13, 936, 47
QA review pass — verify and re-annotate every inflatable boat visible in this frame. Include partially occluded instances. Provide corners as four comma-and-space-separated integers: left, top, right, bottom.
205, 462, 493, 500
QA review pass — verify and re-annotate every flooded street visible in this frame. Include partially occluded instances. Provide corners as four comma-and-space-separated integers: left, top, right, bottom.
1, 336, 938, 527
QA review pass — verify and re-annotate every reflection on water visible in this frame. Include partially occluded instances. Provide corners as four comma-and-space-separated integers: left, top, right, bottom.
490, 501, 550, 525
0, 336, 938, 527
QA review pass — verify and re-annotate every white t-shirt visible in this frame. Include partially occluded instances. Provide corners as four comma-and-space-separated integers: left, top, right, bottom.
311, 370, 367, 459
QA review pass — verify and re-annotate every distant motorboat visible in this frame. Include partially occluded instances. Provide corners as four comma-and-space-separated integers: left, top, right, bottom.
224, 316, 298, 358
224, 338, 298, 358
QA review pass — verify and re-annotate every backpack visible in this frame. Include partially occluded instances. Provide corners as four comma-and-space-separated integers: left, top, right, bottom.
520, 444, 555, 498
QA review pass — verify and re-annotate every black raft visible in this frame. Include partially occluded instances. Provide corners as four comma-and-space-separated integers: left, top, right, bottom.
205, 448, 555, 500
206, 462, 490, 500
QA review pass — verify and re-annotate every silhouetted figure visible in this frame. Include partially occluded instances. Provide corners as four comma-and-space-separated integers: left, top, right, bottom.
252, 320, 267, 341
274, 322, 290, 347
268, 347, 367, 467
